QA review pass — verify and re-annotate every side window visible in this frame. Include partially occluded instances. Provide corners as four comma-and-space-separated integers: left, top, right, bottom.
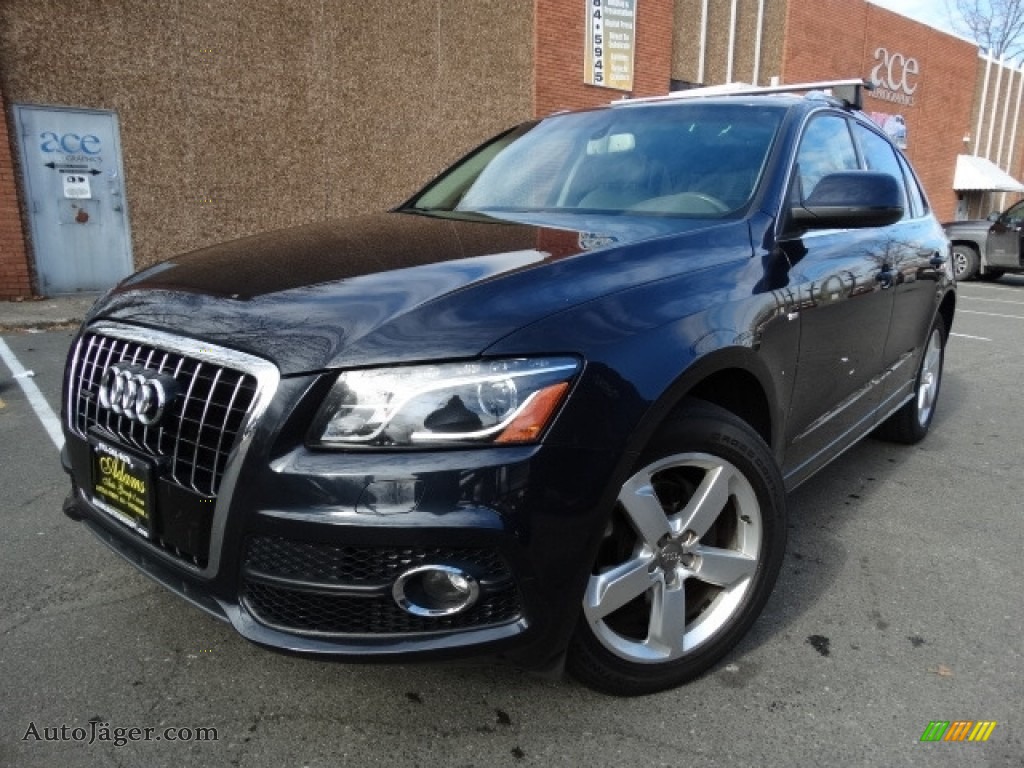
999, 200, 1024, 226
896, 150, 928, 218
794, 115, 859, 201
854, 123, 908, 218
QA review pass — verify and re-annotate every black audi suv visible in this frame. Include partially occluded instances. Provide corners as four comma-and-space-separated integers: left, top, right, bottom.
61, 80, 955, 695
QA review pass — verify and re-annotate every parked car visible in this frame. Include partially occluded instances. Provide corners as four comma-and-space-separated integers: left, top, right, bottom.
944, 202, 1024, 281
61, 80, 955, 696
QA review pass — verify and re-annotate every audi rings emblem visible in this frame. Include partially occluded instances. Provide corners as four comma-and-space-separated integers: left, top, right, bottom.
98, 364, 179, 425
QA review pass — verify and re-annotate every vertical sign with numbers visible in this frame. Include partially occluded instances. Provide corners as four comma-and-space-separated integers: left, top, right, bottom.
584, 0, 637, 92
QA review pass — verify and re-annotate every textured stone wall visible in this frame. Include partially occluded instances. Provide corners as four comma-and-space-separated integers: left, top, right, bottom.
0, 0, 534, 276
759, 0, 787, 87
672, 0, 704, 83
671, 0, 787, 87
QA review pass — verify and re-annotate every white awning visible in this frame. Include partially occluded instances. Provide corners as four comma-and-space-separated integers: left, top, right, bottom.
953, 154, 1024, 192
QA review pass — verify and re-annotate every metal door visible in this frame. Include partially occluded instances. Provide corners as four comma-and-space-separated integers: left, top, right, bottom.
985, 199, 1024, 270
14, 105, 133, 294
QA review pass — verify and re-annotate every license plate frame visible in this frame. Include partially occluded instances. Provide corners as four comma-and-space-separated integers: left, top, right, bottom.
89, 437, 155, 539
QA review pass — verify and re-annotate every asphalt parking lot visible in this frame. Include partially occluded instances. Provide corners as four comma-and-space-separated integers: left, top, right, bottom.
1, 278, 1022, 768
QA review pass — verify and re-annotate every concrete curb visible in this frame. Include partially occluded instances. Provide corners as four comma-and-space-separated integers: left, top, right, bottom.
0, 295, 99, 332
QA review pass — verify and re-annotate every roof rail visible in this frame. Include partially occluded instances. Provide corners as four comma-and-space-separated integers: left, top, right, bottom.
611, 79, 874, 110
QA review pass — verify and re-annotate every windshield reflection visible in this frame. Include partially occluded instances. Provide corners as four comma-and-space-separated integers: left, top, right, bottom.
407, 103, 785, 218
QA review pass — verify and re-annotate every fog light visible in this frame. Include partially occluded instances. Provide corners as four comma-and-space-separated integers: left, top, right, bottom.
393, 565, 480, 617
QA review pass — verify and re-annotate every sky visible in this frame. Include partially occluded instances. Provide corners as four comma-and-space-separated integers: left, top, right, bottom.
867, 0, 965, 38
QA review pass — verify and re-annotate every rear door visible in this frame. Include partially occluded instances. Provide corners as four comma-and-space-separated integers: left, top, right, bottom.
851, 123, 948, 414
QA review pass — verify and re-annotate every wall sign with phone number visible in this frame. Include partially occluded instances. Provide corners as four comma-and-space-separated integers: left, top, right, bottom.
584, 0, 637, 92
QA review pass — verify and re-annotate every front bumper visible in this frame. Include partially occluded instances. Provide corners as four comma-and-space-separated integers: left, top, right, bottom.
61, 423, 620, 669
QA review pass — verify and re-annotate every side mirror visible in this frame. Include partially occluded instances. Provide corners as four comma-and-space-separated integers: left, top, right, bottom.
987, 211, 1000, 221
790, 171, 904, 229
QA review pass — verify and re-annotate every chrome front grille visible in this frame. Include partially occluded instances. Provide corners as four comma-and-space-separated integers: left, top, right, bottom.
68, 327, 264, 497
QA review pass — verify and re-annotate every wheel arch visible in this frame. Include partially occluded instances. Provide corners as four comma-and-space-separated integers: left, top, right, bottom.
625, 346, 783, 464
584, 346, 785, 561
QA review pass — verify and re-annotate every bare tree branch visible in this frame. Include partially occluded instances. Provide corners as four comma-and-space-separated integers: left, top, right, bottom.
948, 0, 1024, 61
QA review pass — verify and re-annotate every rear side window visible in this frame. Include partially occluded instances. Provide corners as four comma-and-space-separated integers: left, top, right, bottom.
853, 123, 909, 218
794, 115, 859, 200
895, 151, 928, 218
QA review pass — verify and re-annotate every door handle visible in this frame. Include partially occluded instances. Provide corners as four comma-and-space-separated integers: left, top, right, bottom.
928, 253, 946, 268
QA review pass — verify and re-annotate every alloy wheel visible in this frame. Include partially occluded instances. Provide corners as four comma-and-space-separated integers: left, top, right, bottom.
583, 453, 762, 663
916, 327, 943, 427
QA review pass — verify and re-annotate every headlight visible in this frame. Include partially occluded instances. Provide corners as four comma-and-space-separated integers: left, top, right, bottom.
310, 357, 580, 447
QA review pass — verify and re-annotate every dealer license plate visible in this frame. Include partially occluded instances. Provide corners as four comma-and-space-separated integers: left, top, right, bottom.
90, 439, 154, 538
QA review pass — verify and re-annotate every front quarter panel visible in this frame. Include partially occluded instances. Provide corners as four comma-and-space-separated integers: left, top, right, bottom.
943, 220, 992, 261
478, 245, 798, 655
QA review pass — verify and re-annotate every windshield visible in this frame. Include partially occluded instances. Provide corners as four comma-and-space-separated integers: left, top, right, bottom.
406, 103, 785, 218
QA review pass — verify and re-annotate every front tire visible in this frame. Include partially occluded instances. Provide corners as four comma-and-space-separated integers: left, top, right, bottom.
951, 245, 980, 281
567, 400, 786, 696
875, 315, 947, 444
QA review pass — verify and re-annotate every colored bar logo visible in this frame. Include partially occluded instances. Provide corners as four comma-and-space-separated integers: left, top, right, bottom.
921, 721, 998, 742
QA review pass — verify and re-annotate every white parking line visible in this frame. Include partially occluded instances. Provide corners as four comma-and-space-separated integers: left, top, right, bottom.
957, 309, 1024, 320
958, 280, 1024, 291
0, 337, 64, 451
959, 296, 1024, 306
951, 333, 991, 341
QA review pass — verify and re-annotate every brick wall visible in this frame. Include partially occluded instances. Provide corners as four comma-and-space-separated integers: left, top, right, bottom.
782, 0, 979, 221
534, 0, 674, 117
781, 0, 869, 83
0, 88, 32, 298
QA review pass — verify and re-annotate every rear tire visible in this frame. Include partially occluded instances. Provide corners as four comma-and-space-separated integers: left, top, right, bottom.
875, 315, 947, 444
951, 245, 979, 281
566, 400, 786, 696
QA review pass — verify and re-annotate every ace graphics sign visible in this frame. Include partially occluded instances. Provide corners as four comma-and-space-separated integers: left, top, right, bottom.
868, 47, 919, 107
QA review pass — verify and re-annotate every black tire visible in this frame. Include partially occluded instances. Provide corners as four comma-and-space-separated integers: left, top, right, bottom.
875, 315, 947, 444
951, 245, 980, 281
978, 268, 1005, 281
566, 400, 786, 696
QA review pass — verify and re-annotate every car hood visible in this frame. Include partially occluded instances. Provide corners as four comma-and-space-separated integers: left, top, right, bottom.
89, 211, 750, 374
